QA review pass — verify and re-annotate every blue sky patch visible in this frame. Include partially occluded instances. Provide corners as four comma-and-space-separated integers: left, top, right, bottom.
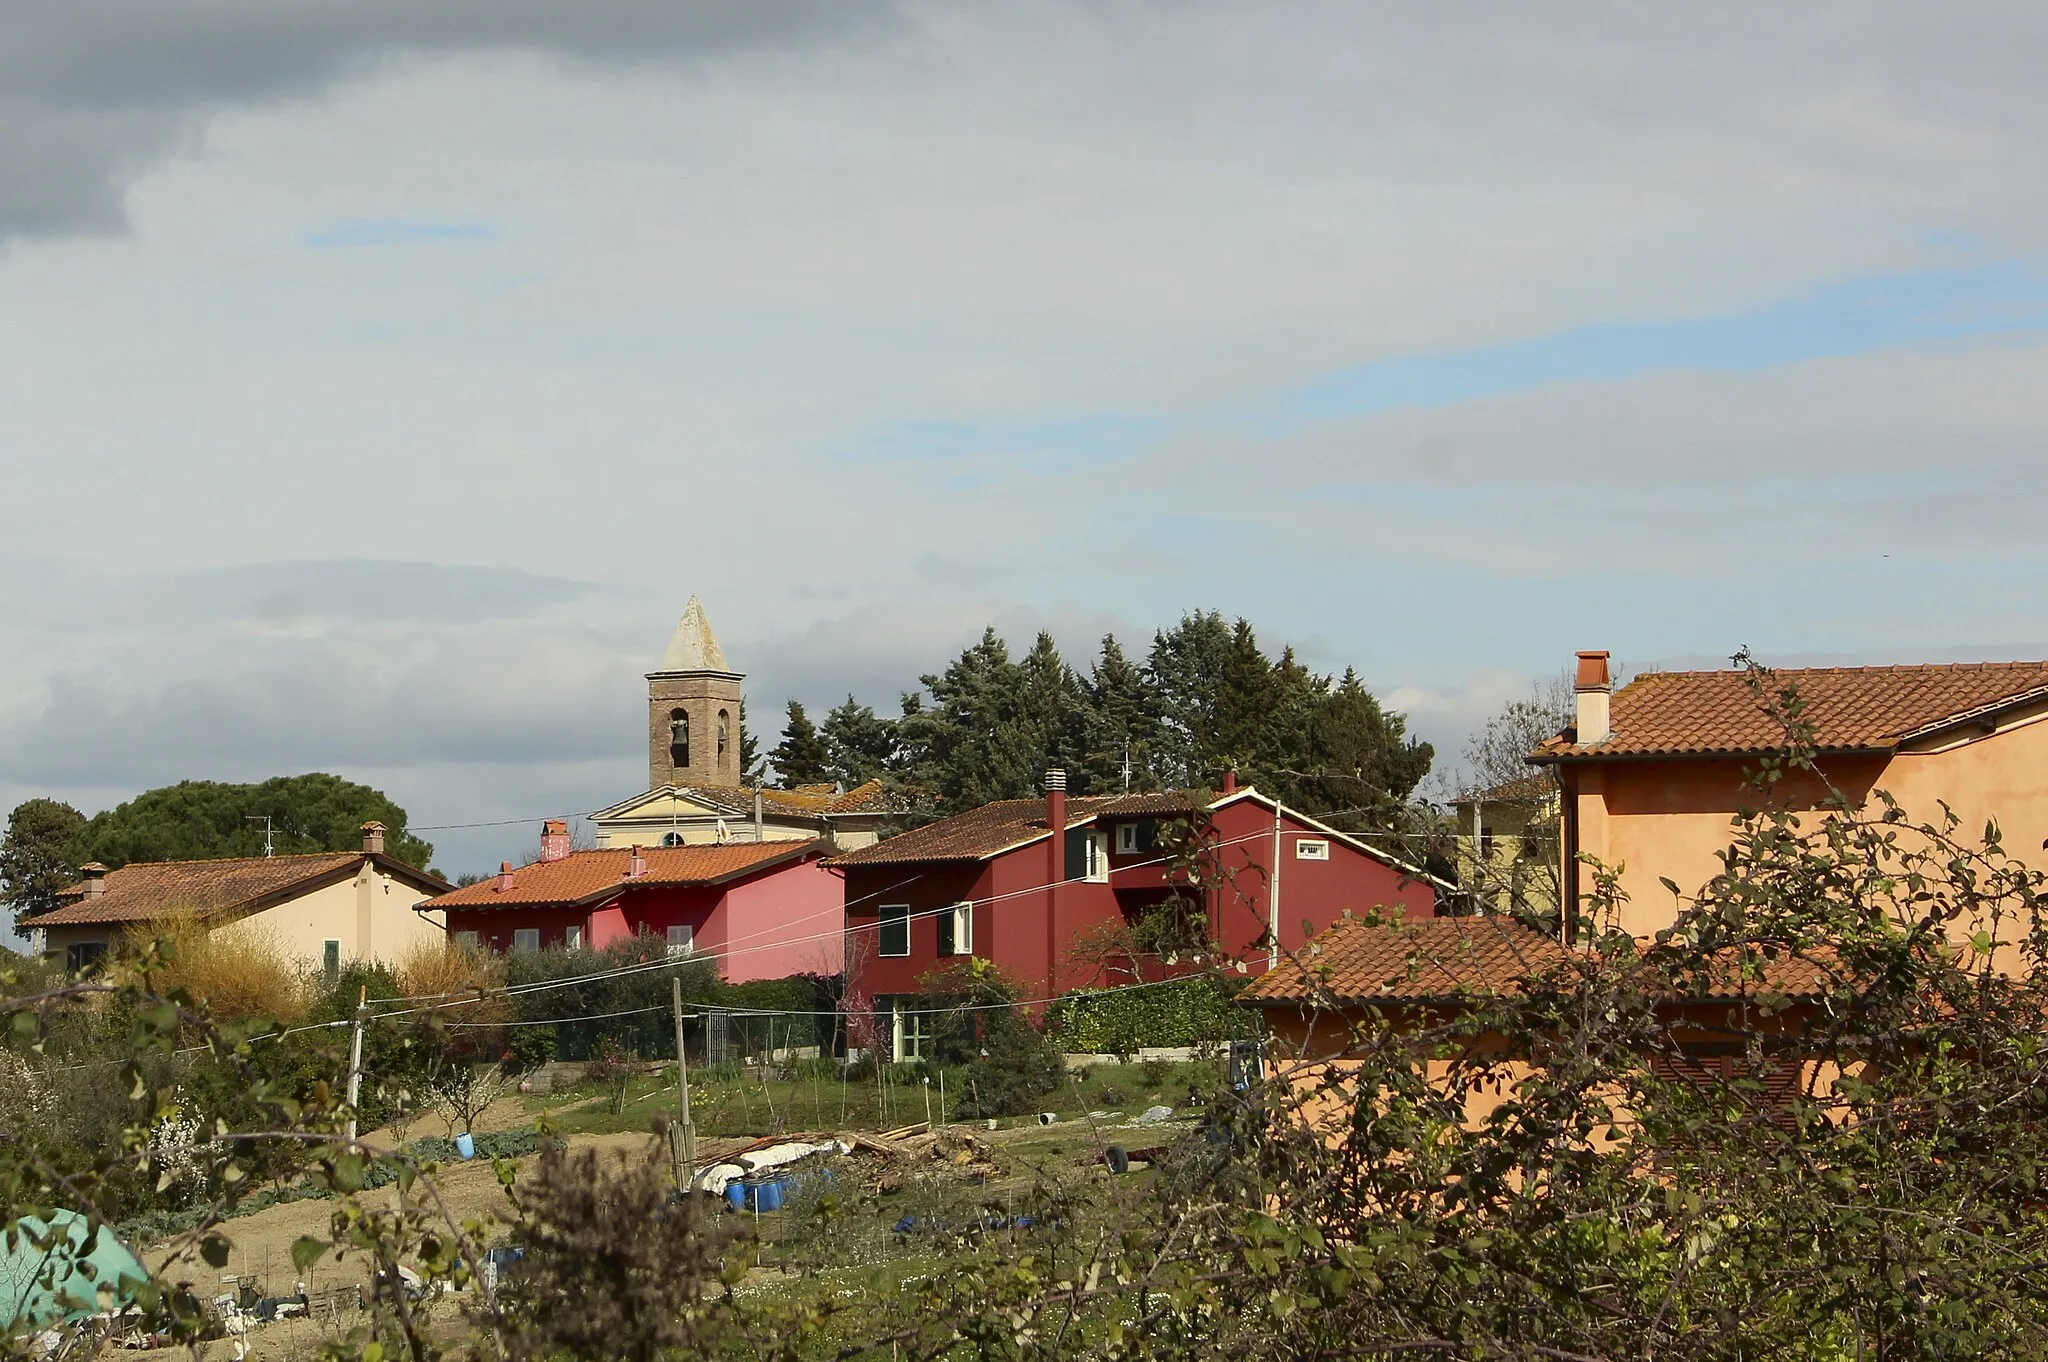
1253, 260, 2048, 433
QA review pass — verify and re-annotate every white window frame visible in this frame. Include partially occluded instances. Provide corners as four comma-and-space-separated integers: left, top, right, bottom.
564, 923, 583, 951
943, 902, 973, 956
666, 924, 695, 957
1115, 822, 1141, 856
1295, 838, 1330, 862
512, 928, 540, 954
878, 904, 911, 958
892, 1000, 930, 1062
1083, 832, 1109, 882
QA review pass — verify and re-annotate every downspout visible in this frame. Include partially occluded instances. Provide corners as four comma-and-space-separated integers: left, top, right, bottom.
1267, 799, 1282, 971
1558, 762, 1579, 947
1045, 769, 1066, 998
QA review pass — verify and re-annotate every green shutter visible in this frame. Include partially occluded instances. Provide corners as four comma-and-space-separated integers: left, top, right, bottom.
1065, 828, 1088, 881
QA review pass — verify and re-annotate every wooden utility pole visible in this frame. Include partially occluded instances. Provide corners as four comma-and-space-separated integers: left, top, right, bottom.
671, 978, 697, 1187
344, 986, 367, 1145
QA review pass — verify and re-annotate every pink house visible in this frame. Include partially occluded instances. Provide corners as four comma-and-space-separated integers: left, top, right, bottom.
434, 822, 841, 982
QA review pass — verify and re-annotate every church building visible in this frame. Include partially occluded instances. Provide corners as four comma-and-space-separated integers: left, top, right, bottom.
588, 597, 900, 851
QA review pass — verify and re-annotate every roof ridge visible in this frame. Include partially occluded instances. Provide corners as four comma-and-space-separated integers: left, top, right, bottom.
1632, 659, 2048, 682
95, 850, 361, 870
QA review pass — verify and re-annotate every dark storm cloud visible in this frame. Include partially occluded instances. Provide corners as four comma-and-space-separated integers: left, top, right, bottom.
0, 0, 899, 236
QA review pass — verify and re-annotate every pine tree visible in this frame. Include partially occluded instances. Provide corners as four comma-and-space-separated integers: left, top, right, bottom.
769, 700, 831, 788
1147, 610, 1236, 787
1076, 635, 1160, 793
820, 696, 896, 786
738, 699, 762, 780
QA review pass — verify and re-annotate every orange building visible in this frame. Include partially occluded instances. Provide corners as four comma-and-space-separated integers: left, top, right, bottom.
1531, 651, 2048, 940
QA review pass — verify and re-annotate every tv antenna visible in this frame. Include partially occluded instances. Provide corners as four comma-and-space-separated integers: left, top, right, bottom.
245, 814, 276, 858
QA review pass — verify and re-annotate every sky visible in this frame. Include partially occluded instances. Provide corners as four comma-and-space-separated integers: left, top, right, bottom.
6, 1, 2048, 880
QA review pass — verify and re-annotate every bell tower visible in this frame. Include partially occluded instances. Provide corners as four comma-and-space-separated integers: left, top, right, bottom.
647, 596, 745, 790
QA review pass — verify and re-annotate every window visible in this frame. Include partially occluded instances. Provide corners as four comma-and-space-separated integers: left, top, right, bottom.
666, 924, 694, 957
717, 709, 730, 763
661, 831, 687, 847
1065, 829, 1108, 882
937, 902, 972, 957
564, 924, 583, 951
1295, 839, 1330, 861
892, 1001, 930, 1062
322, 940, 341, 979
879, 904, 911, 957
455, 930, 480, 951
669, 708, 690, 769
1115, 822, 1141, 856
65, 941, 106, 974
512, 928, 540, 954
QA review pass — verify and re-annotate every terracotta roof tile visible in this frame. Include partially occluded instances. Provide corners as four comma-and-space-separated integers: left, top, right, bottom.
1240, 912, 1570, 1004
1534, 661, 2048, 761
31, 854, 371, 927
433, 839, 821, 911
826, 792, 1210, 867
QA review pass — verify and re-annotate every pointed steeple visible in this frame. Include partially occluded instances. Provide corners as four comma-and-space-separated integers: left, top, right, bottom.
658, 595, 730, 673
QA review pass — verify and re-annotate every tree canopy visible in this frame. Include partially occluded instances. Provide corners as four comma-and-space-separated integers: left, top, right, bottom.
767, 700, 831, 788
0, 798, 87, 931
764, 611, 1432, 832
64, 774, 433, 871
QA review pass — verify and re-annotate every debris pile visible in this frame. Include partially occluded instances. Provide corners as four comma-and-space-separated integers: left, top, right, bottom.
693, 1123, 1007, 1201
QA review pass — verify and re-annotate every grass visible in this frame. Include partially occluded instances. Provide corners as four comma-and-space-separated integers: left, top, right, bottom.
527, 1060, 1222, 1138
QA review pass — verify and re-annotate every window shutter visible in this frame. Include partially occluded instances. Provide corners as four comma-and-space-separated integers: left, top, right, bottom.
1065, 828, 1088, 881
1140, 819, 1158, 852
937, 907, 955, 957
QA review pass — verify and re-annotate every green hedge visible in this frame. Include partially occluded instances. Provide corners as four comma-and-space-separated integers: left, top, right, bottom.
1045, 976, 1250, 1056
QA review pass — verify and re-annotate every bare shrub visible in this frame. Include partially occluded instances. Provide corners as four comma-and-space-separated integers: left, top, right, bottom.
431, 1062, 508, 1135
491, 1144, 736, 1362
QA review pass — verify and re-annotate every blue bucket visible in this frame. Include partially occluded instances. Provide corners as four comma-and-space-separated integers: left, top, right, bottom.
455, 1133, 476, 1160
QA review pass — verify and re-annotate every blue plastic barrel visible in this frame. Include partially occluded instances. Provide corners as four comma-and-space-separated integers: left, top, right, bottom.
455, 1133, 476, 1160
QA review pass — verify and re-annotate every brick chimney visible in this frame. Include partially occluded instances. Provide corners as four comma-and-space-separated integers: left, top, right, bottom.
79, 863, 108, 899
539, 819, 571, 863
360, 821, 386, 856
493, 861, 516, 892
1575, 650, 1612, 745
626, 845, 647, 879
1221, 768, 1238, 795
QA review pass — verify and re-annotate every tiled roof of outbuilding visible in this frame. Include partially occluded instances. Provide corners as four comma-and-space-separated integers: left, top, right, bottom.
32, 853, 446, 927
826, 791, 1211, 867
432, 839, 821, 910
1239, 912, 1570, 1005
1533, 661, 2048, 761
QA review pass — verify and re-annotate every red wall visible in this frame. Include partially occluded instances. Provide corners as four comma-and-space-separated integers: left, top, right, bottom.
444, 856, 843, 983
842, 798, 1439, 1026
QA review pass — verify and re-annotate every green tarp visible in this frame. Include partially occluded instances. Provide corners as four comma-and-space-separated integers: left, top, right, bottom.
0, 1210, 149, 1329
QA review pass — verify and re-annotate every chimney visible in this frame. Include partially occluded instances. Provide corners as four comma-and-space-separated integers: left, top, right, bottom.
1221, 769, 1238, 795
79, 863, 108, 899
360, 821, 386, 856
627, 845, 647, 879
753, 787, 764, 843
1044, 767, 1067, 834
493, 861, 516, 892
539, 819, 571, 863
1575, 650, 1612, 745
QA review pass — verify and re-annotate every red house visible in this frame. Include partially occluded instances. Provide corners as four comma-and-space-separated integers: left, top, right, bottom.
829, 773, 1441, 1059
435, 821, 843, 982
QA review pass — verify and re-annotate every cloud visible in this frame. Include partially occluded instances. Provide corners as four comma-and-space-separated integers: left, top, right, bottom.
0, 0, 898, 238
306, 221, 489, 248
